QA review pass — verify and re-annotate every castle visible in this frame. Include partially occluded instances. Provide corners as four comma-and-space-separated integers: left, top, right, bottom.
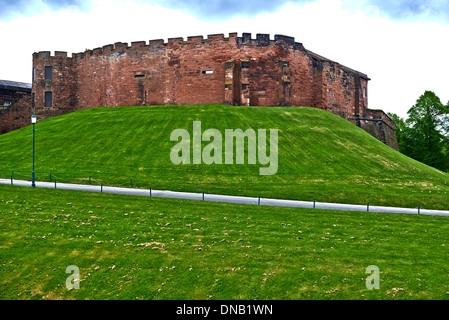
31, 32, 397, 149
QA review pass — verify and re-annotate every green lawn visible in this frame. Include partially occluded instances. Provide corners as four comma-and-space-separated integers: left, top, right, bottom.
0, 104, 448, 210
1, 184, 449, 300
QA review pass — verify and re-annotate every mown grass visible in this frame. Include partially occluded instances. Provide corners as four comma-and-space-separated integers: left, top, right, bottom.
0, 104, 448, 210
1, 184, 449, 300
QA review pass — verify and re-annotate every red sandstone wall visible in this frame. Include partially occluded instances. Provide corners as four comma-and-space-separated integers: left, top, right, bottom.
0, 95, 32, 134
322, 63, 354, 118
0, 88, 29, 106
32, 51, 76, 111
288, 50, 318, 108
33, 32, 367, 113
168, 35, 229, 105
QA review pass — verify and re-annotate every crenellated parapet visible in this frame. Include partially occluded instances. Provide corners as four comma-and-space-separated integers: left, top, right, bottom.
33, 32, 313, 61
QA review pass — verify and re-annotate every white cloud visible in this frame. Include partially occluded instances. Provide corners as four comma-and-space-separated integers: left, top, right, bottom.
0, 0, 447, 117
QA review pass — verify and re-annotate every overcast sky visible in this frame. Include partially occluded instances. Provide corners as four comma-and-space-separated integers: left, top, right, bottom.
1, 0, 448, 117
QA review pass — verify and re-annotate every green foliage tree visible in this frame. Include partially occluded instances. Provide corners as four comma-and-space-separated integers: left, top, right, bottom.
389, 91, 449, 172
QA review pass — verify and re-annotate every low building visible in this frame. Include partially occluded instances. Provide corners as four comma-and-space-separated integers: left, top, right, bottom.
31, 33, 397, 149
0, 80, 32, 134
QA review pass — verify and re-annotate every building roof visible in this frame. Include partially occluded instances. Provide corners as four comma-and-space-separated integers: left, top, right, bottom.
0, 80, 32, 91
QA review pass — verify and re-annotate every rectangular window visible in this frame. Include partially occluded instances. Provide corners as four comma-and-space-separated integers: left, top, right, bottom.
45, 91, 52, 107
33, 68, 36, 81
202, 70, 214, 74
363, 87, 367, 98
45, 66, 52, 80
241, 61, 249, 69
279, 60, 289, 68
32, 93, 35, 108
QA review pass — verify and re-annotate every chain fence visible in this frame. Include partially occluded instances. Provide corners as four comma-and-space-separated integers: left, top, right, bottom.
0, 169, 428, 214
2, 170, 141, 190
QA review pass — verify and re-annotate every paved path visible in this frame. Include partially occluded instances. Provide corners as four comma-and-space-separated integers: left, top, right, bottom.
2, 178, 449, 217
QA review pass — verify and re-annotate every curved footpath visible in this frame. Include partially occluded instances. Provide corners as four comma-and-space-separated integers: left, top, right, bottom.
1, 178, 449, 217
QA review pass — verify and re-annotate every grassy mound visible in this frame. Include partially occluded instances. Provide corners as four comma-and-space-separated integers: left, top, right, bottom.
0, 104, 448, 209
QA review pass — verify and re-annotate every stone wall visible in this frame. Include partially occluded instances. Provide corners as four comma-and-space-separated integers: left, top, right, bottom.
32, 33, 369, 110
0, 95, 32, 134
0, 81, 32, 134
358, 109, 399, 150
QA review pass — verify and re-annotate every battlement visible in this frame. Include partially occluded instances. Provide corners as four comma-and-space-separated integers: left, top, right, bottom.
236, 33, 305, 51
33, 32, 310, 61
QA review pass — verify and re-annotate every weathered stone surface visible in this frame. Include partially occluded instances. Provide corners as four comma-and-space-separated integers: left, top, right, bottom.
0, 80, 32, 134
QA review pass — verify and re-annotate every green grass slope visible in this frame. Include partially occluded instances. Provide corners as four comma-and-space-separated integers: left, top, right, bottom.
1, 184, 449, 300
1, 104, 448, 209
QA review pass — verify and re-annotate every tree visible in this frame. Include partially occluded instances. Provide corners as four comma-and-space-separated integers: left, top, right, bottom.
389, 91, 449, 172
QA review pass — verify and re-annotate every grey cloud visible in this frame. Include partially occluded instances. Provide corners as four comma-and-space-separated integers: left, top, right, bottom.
0, 0, 298, 20
147, 0, 449, 22
159, 0, 449, 22
356, 0, 449, 21
370, 0, 449, 15
0, 0, 90, 19
1, 0, 449, 22
0, 0, 300, 20
150, 0, 313, 19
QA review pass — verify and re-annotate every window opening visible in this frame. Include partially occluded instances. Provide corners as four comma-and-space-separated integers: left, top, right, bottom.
45, 66, 52, 80
45, 91, 52, 107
